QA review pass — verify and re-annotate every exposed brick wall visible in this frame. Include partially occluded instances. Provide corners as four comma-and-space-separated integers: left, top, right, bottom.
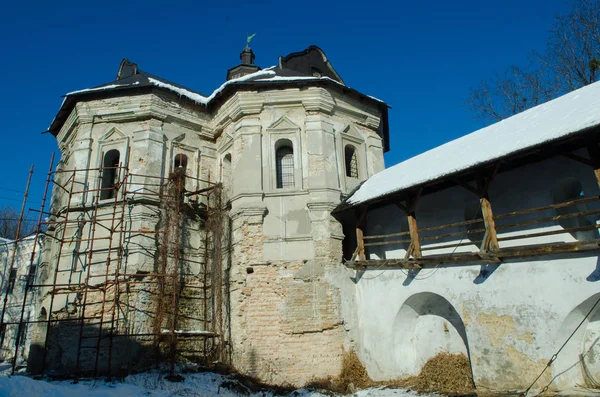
229, 212, 344, 386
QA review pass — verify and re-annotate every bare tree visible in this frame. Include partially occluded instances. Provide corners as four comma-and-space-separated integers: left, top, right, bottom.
466, 0, 600, 123
543, 0, 600, 91
0, 206, 36, 240
467, 65, 557, 121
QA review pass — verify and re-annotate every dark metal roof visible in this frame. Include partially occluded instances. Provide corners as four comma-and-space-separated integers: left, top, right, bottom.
278, 45, 345, 84
47, 52, 390, 152
47, 63, 208, 135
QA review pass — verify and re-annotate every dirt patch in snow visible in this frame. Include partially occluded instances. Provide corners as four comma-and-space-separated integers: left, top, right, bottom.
393, 353, 475, 395
307, 352, 475, 396
306, 350, 373, 394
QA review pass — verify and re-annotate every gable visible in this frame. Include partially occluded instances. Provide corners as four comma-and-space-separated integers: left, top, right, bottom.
279, 46, 344, 84
342, 124, 364, 141
99, 127, 127, 142
268, 116, 301, 131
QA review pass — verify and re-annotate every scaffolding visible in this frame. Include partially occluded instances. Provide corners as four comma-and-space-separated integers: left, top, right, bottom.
0, 152, 231, 378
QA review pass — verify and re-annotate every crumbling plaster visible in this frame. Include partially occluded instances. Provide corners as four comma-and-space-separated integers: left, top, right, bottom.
38, 83, 384, 384
346, 155, 600, 390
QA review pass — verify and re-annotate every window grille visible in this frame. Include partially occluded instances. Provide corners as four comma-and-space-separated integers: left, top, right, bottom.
276, 146, 294, 188
345, 146, 359, 178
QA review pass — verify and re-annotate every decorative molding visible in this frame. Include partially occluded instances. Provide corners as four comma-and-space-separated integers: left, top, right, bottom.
364, 116, 380, 129
228, 94, 265, 122
264, 235, 313, 243
263, 190, 309, 198
341, 124, 365, 144
302, 88, 335, 114
307, 202, 338, 212
230, 206, 268, 221
173, 133, 186, 142
217, 132, 234, 153
331, 233, 345, 241
267, 115, 301, 131
99, 126, 127, 143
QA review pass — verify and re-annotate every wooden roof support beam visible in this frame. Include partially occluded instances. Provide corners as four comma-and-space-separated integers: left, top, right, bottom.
396, 189, 422, 259
454, 179, 480, 196
406, 213, 421, 258
586, 143, 600, 188
479, 196, 499, 252
352, 206, 368, 262
562, 152, 595, 168
356, 227, 366, 261
456, 162, 502, 197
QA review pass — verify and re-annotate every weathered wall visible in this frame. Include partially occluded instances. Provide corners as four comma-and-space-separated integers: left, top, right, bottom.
33, 83, 386, 384
30, 92, 219, 376
345, 154, 600, 391
217, 87, 384, 386
0, 236, 42, 364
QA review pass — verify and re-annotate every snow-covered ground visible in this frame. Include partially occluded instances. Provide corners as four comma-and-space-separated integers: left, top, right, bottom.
0, 369, 424, 397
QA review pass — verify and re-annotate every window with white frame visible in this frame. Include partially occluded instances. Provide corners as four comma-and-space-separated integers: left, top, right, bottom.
275, 140, 295, 189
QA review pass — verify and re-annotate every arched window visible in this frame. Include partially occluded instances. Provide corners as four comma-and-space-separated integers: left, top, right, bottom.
222, 154, 232, 197
174, 153, 188, 170
101, 149, 120, 200
345, 145, 359, 178
553, 177, 598, 241
275, 140, 294, 189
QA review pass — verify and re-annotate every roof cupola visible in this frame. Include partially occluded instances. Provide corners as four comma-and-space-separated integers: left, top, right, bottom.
226, 35, 261, 81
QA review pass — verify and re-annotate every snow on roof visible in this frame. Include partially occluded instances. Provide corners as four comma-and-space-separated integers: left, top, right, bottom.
64, 66, 387, 106
67, 83, 133, 95
146, 77, 208, 104
346, 80, 600, 206
65, 68, 280, 106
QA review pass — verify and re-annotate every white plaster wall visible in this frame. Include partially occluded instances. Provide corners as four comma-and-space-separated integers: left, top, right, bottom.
351, 256, 599, 389
347, 155, 600, 390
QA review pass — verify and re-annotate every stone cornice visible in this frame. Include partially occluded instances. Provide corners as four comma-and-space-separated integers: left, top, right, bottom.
57, 94, 214, 143
302, 88, 335, 114
307, 202, 339, 212
334, 100, 381, 130
53, 85, 383, 157
230, 206, 268, 221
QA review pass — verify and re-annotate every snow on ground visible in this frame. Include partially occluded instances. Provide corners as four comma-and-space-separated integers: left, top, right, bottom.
0, 370, 424, 397
347, 79, 600, 206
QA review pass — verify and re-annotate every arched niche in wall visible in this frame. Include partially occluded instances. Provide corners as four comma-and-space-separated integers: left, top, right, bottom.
392, 292, 472, 378
553, 177, 599, 241
553, 293, 600, 389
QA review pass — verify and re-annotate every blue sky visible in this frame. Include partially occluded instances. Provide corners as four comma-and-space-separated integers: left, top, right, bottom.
0, 0, 571, 212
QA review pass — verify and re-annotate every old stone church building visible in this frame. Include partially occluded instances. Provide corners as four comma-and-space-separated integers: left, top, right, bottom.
2, 44, 599, 393
24, 45, 388, 384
